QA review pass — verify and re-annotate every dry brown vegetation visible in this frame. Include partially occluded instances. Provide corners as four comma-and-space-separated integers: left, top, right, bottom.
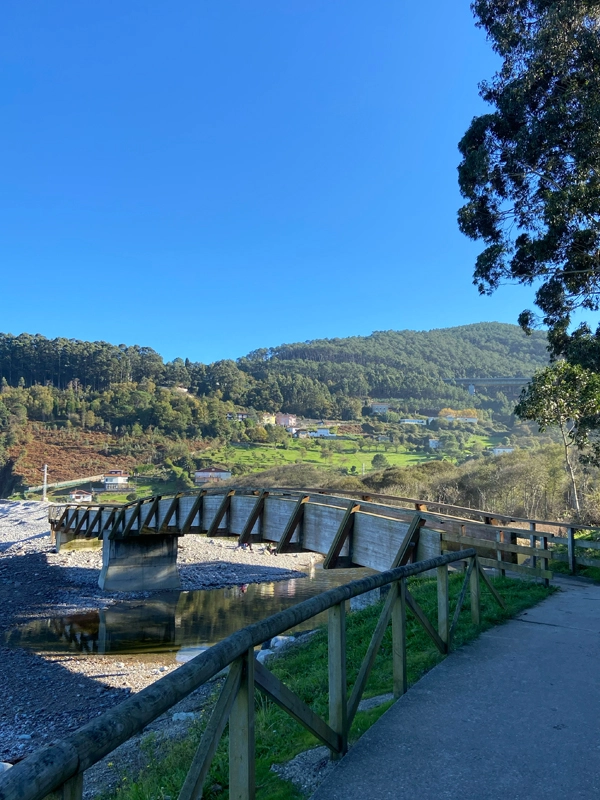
8, 425, 138, 487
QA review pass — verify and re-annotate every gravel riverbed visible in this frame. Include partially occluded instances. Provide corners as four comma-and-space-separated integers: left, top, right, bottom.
0, 500, 316, 796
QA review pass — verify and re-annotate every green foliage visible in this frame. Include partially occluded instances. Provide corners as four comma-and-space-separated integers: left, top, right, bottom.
108, 574, 554, 800
0, 325, 549, 460
458, 1, 600, 350
371, 453, 390, 469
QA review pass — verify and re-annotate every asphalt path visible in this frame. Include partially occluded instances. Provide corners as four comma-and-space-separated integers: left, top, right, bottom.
312, 576, 600, 800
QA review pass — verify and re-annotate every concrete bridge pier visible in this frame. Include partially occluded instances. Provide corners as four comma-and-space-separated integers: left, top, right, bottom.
98, 533, 182, 592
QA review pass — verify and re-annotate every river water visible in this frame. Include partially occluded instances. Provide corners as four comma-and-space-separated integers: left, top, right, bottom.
5, 566, 373, 661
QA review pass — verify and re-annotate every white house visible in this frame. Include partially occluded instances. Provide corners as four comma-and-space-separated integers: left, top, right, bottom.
276, 412, 297, 427
69, 489, 93, 503
491, 446, 514, 456
400, 418, 427, 426
103, 470, 130, 490
454, 416, 478, 424
194, 467, 232, 485
309, 426, 336, 438
294, 429, 310, 438
371, 403, 390, 415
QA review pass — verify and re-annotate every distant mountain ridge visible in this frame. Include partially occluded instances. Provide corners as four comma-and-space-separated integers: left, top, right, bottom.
0, 323, 548, 420
244, 323, 548, 379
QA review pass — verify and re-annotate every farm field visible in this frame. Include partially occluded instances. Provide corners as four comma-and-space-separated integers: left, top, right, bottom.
202, 440, 437, 474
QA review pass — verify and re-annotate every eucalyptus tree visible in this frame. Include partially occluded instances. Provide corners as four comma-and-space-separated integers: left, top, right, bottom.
515, 361, 600, 510
458, 0, 600, 354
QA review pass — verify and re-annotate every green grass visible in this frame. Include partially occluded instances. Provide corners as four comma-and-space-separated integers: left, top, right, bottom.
204, 440, 435, 475
106, 573, 554, 800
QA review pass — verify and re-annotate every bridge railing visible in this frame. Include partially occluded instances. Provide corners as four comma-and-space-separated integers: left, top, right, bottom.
0, 548, 501, 800
48, 487, 600, 581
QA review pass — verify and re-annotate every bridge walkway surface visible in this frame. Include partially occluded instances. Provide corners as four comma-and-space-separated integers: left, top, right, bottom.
312, 575, 600, 800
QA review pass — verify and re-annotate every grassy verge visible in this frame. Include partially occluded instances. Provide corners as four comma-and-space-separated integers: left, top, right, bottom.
106, 574, 555, 800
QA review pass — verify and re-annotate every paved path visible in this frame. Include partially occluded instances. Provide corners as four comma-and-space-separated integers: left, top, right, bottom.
312, 577, 600, 800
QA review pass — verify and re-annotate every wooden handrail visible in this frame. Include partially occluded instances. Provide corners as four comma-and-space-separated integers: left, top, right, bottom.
0, 549, 479, 800
49, 486, 598, 536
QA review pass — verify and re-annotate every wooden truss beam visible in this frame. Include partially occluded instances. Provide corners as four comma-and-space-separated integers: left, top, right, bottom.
323, 503, 360, 569
276, 495, 309, 553
206, 490, 235, 538
238, 491, 268, 545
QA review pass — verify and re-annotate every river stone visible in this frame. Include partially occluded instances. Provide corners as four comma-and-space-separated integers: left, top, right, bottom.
271, 635, 293, 649
172, 712, 199, 722
256, 649, 274, 664
350, 587, 381, 611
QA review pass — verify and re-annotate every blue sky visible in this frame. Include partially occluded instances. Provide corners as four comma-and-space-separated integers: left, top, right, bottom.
0, 1, 541, 363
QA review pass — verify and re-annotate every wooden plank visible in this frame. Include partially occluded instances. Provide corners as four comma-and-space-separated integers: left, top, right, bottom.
568, 527, 577, 573
64, 507, 79, 533
392, 513, 424, 567
449, 557, 475, 646
529, 521, 537, 568
405, 589, 447, 655
254, 661, 341, 753
477, 556, 552, 581
58, 773, 83, 800
54, 506, 70, 532
180, 491, 206, 535
302, 503, 353, 555
276, 495, 309, 553
539, 534, 550, 588
238, 491, 268, 545
229, 649, 255, 800
158, 493, 183, 533
178, 660, 243, 800
86, 507, 104, 538
437, 564, 449, 647
323, 504, 360, 569
141, 495, 161, 532
347, 583, 398, 727
99, 507, 117, 538
206, 490, 235, 537
122, 500, 144, 536
440, 531, 552, 558
477, 562, 507, 608
108, 505, 128, 540
552, 552, 600, 568
72, 508, 90, 537
392, 579, 407, 698
470, 556, 481, 625
328, 603, 347, 758
351, 513, 411, 571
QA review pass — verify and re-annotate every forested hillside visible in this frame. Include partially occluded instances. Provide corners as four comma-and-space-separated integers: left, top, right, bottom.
0, 323, 549, 493
0, 323, 547, 419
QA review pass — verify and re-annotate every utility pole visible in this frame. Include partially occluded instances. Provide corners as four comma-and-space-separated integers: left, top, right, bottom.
42, 464, 48, 502
362, 462, 365, 476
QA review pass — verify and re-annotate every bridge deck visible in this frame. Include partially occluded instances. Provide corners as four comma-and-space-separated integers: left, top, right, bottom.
312, 575, 600, 800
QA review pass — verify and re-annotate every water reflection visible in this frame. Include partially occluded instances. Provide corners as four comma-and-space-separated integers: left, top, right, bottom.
5, 567, 371, 657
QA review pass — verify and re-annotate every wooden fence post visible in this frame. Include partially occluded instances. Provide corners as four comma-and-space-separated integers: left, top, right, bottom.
495, 531, 505, 578
392, 579, 407, 698
229, 649, 255, 800
540, 534, 549, 588
437, 564, 449, 651
328, 602, 347, 759
470, 556, 481, 626
568, 527, 577, 574
529, 521, 537, 569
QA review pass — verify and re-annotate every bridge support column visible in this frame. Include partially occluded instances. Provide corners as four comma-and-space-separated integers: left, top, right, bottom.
99, 534, 181, 592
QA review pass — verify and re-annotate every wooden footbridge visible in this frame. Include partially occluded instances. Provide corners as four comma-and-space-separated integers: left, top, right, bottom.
3, 492, 599, 800
48, 487, 600, 591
